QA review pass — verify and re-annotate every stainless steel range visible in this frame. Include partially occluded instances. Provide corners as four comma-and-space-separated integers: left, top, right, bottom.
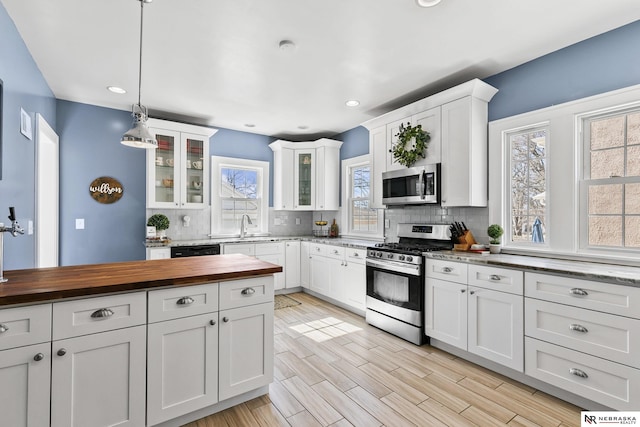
365, 224, 452, 345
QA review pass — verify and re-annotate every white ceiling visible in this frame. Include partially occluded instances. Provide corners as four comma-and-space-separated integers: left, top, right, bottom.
3, 0, 640, 140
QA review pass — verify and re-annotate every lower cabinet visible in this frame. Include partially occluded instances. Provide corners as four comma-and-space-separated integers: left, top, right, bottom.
310, 251, 332, 295
147, 313, 219, 426
146, 247, 171, 260
51, 325, 147, 427
0, 342, 51, 427
300, 241, 310, 288
219, 302, 274, 401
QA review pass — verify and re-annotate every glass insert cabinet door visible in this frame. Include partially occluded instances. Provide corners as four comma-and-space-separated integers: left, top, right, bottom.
183, 135, 205, 206
151, 130, 180, 207
294, 150, 315, 210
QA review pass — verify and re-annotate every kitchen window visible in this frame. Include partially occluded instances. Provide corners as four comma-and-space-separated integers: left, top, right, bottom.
580, 109, 640, 249
489, 83, 640, 264
210, 156, 269, 236
342, 155, 383, 238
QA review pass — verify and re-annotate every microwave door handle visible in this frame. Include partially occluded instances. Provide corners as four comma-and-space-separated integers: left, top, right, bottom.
420, 171, 426, 199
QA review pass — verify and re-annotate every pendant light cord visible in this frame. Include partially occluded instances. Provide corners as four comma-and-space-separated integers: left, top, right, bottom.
137, 0, 145, 109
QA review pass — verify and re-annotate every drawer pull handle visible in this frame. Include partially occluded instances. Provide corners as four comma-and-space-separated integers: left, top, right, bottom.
569, 288, 588, 296
176, 297, 195, 305
34, 353, 45, 362
442, 267, 453, 273
460, 289, 466, 293
0, 324, 8, 333
333, 250, 339, 254
489, 275, 501, 281
210, 320, 216, 326
241, 287, 256, 296
57, 348, 67, 357
223, 317, 229, 323
569, 368, 588, 379
569, 324, 589, 333
91, 308, 114, 319
353, 252, 359, 257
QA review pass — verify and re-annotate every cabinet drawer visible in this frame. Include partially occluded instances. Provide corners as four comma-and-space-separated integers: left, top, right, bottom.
346, 248, 366, 265
255, 242, 284, 256
525, 272, 640, 319
223, 243, 255, 256
525, 298, 640, 367
0, 304, 52, 350
148, 283, 219, 323
309, 243, 326, 257
525, 337, 640, 410
468, 265, 523, 295
325, 245, 345, 261
219, 276, 274, 310
53, 292, 146, 340
425, 259, 468, 284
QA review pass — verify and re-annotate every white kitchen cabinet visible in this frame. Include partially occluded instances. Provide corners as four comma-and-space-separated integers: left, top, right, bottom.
342, 248, 367, 311
146, 118, 217, 209
224, 242, 286, 290
425, 260, 524, 371
146, 246, 171, 260
310, 248, 332, 296
147, 313, 219, 425
222, 242, 255, 256
300, 241, 310, 289
269, 139, 343, 211
51, 325, 146, 427
0, 343, 51, 427
219, 302, 274, 401
285, 241, 301, 288
370, 126, 387, 209
0, 304, 52, 427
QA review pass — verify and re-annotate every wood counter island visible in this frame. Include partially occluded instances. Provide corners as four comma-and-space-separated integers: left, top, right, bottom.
0, 253, 282, 306
0, 254, 280, 427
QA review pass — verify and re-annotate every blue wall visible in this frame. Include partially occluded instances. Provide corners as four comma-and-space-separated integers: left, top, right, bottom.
485, 20, 640, 121
0, 4, 56, 270
335, 126, 369, 161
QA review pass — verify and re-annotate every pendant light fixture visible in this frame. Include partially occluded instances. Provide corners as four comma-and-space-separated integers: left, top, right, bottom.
121, 0, 157, 149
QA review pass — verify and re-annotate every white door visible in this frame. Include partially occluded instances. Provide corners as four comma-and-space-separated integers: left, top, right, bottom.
0, 343, 51, 427
51, 326, 146, 427
425, 278, 468, 350
35, 114, 59, 268
147, 313, 219, 425
219, 303, 274, 401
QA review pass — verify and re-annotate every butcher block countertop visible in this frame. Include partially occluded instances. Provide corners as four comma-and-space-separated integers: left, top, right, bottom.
0, 254, 282, 306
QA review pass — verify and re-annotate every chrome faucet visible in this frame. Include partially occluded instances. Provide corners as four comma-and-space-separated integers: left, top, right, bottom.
1, 207, 25, 283
239, 214, 252, 238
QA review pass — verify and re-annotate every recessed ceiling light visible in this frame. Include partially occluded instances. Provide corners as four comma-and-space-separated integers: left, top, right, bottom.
416, 0, 442, 7
345, 100, 360, 107
244, 123, 256, 128
297, 125, 309, 130
278, 40, 296, 52
107, 86, 127, 94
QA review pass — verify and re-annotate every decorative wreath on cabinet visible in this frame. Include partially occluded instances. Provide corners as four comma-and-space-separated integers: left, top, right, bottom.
390, 123, 430, 167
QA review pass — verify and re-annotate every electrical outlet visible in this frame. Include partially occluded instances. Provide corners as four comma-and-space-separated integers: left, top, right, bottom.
75, 218, 85, 230
274, 218, 282, 226
296, 218, 301, 225
385, 219, 390, 229
28, 220, 34, 235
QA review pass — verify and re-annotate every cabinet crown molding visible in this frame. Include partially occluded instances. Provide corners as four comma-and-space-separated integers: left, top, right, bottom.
147, 118, 218, 137
269, 138, 343, 151
361, 78, 498, 131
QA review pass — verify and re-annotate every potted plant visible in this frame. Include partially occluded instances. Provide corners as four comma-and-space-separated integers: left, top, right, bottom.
147, 214, 170, 239
487, 224, 504, 254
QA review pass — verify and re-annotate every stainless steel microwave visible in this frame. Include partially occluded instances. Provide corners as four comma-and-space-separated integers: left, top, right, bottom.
382, 164, 440, 205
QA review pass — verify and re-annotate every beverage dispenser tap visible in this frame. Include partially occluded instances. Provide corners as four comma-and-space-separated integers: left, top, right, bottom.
1, 206, 25, 283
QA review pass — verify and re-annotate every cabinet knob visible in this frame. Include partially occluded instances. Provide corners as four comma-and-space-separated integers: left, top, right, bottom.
569, 324, 588, 333
489, 275, 501, 281
469, 290, 475, 295
0, 323, 8, 333
569, 368, 589, 379
57, 348, 67, 357
460, 289, 466, 293
90, 308, 114, 319
176, 296, 195, 305
33, 353, 45, 362
223, 317, 229, 323
210, 320, 216, 326
241, 287, 256, 296
569, 288, 588, 296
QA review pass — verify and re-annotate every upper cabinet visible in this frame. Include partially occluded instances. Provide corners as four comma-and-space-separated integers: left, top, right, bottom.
363, 79, 497, 208
146, 119, 217, 209
270, 138, 343, 211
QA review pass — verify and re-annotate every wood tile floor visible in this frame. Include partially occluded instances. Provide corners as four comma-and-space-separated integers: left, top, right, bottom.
184, 292, 582, 427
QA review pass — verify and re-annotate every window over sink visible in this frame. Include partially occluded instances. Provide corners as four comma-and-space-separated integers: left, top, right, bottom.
211, 156, 269, 236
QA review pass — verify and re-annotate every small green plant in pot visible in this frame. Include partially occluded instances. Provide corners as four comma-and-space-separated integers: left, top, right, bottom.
147, 214, 170, 239
487, 224, 504, 254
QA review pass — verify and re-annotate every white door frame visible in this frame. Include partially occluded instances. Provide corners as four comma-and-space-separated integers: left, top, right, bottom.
35, 114, 59, 268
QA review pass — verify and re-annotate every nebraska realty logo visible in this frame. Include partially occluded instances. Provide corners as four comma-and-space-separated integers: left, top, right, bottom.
582, 412, 639, 426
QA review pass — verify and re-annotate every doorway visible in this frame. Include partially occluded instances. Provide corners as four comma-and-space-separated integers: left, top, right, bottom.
35, 114, 59, 268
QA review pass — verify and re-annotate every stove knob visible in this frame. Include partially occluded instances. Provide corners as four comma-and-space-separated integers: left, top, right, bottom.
406, 256, 413, 262
398, 255, 405, 261
376, 252, 383, 258
387, 253, 393, 259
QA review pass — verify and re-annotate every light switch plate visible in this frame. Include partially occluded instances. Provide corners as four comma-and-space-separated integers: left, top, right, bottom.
385, 219, 390, 229
296, 218, 301, 225
75, 218, 85, 229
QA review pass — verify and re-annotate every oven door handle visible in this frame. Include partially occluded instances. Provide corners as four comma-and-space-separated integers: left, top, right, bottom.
366, 258, 421, 276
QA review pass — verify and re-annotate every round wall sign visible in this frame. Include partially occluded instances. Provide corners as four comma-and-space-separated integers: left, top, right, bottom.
89, 176, 124, 204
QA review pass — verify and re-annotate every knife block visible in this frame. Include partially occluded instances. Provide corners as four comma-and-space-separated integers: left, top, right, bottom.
454, 231, 477, 251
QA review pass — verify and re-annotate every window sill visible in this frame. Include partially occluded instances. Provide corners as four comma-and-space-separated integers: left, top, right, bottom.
501, 247, 640, 268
